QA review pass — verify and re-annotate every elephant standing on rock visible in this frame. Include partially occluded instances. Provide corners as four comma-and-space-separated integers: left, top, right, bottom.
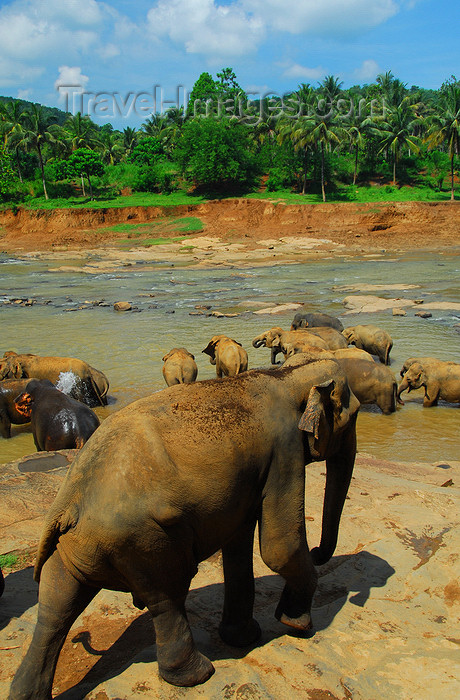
0, 353, 108, 406
0, 378, 36, 438
291, 312, 344, 332
397, 359, 460, 406
162, 348, 198, 386
9, 356, 359, 697
14, 379, 100, 451
202, 335, 248, 377
342, 325, 393, 365
252, 327, 328, 364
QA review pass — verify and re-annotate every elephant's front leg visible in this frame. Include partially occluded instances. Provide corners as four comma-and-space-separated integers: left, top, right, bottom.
423, 381, 440, 407
9, 550, 99, 700
219, 520, 261, 647
259, 457, 317, 632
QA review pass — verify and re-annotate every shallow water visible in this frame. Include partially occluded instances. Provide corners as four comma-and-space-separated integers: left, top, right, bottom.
1, 250, 459, 465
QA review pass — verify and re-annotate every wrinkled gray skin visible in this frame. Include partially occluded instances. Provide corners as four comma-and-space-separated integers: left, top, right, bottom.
397, 360, 460, 406
252, 327, 328, 364
14, 379, 100, 451
9, 358, 359, 697
162, 348, 198, 386
336, 358, 399, 414
0, 378, 34, 438
342, 325, 393, 365
291, 312, 344, 332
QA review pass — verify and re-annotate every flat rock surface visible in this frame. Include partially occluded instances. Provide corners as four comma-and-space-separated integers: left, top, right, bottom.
0, 451, 459, 699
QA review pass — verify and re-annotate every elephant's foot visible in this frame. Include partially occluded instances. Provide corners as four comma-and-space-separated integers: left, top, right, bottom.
310, 546, 331, 566
158, 649, 215, 687
275, 585, 313, 633
218, 617, 261, 647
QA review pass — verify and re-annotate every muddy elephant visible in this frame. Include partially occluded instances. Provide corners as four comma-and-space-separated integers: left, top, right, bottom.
202, 335, 248, 377
14, 379, 100, 451
0, 566, 3, 597
252, 327, 328, 364
291, 312, 344, 332
397, 360, 460, 406
9, 355, 359, 697
398, 356, 454, 378
342, 325, 393, 365
162, 348, 198, 386
0, 353, 108, 406
332, 348, 375, 362
0, 378, 35, 438
304, 327, 348, 351
282, 342, 329, 360
336, 358, 399, 414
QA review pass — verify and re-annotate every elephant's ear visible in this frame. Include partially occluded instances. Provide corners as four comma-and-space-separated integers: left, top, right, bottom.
298, 380, 334, 438
202, 340, 217, 358
271, 336, 281, 348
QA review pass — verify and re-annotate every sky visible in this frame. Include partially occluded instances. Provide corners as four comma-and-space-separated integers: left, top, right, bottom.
0, 0, 458, 129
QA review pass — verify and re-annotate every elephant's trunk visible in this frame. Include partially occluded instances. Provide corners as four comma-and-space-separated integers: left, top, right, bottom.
397, 377, 409, 403
252, 337, 266, 348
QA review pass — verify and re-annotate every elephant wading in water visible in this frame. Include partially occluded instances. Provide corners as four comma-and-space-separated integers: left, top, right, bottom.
10, 356, 359, 697
0, 353, 108, 406
14, 379, 100, 451
0, 378, 36, 438
342, 325, 393, 365
397, 359, 460, 406
252, 327, 328, 364
291, 312, 344, 332
202, 335, 248, 377
162, 348, 198, 386
335, 358, 399, 414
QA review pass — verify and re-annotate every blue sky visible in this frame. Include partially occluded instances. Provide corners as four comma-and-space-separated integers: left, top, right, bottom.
0, 0, 458, 129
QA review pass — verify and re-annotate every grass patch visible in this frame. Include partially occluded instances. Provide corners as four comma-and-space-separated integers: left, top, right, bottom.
106, 217, 203, 237
3, 191, 209, 211
0, 553, 18, 569
244, 185, 455, 204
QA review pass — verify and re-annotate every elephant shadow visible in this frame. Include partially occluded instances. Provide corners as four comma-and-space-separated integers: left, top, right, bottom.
54, 550, 394, 699
0, 567, 38, 632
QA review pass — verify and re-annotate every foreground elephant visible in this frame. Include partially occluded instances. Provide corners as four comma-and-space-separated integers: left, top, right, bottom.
0, 353, 107, 406
0, 566, 3, 597
291, 312, 343, 332
336, 358, 399, 414
14, 379, 100, 451
10, 357, 359, 697
342, 325, 393, 365
162, 348, 198, 386
252, 327, 327, 364
202, 335, 248, 377
332, 347, 375, 362
0, 378, 35, 438
397, 360, 460, 406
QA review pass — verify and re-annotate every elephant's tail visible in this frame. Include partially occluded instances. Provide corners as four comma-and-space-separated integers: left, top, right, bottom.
34, 494, 79, 583
385, 342, 393, 366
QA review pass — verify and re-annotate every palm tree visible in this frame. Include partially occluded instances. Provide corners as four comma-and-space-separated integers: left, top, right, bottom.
319, 75, 344, 106
97, 130, 123, 165
369, 97, 421, 185
123, 126, 137, 157
345, 104, 369, 185
63, 112, 98, 152
426, 84, 460, 200
0, 100, 25, 181
19, 105, 61, 199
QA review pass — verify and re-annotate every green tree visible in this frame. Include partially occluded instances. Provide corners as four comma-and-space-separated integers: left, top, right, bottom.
187, 72, 219, 117
66, 148, 104, 198
371, 97, 421, 184
63, 112, 97, 152
426, 83, 460, 200
19, 105, 61, 199
0, 100, 26, 181
123, 126, 138, 157
0, 143, 17, 200
175, 118, 259, 191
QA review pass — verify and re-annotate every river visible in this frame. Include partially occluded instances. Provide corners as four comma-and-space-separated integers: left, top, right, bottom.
1, 250, 459, 465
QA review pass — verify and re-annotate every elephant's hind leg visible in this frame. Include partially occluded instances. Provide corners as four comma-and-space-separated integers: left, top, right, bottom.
9, 549, 99, 700
219, 520, 261, 647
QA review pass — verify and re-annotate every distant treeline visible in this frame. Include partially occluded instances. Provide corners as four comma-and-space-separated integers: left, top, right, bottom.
0, 69, 459, 204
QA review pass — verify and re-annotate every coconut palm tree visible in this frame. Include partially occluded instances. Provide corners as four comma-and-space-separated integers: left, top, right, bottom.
426, 84, 460, 200
63, 112, 98, 152
19, 105, 61, 199
0, 100, 25, 181
123, 126, 138, 157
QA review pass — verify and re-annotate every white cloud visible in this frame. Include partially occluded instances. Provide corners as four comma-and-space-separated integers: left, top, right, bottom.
353, 59, 381, 82
147, 0, 265, 60
54, 66, 90, 105
97, 43, 121, 60
281, 63, 326, 81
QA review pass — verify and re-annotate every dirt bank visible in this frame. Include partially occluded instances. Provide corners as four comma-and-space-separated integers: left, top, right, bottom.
0, 199, 459, 255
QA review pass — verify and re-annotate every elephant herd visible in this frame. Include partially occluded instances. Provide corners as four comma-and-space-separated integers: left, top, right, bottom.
3, 310, 460, 698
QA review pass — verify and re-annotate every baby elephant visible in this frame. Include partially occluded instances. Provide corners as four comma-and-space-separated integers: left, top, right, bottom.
336, 358, 399, 414
202, 335, 248, 377
398, 360, 460, 407
291, 311, 344, 332
0, 379, 35, 438
162, 348, 198, 386
14, 379, 100, 451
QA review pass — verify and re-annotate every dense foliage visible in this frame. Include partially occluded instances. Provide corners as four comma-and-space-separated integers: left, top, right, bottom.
0, 70, 459, 204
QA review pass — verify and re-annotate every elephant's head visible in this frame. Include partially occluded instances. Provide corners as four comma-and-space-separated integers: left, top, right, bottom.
400, 362, 426, 392
298, 376, 359, 461
202, 336, 237, 365
252, 327, 283, 349
0, 357, 22, 380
